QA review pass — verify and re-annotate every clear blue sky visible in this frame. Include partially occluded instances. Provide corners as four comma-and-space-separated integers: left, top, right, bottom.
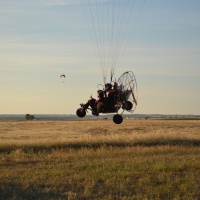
0, 0, 200, 115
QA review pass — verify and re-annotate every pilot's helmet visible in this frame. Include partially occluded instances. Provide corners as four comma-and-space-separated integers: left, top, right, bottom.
105, 83, 112, 90
97, 90, 104, 94
97, 90, 104, 98
113, 82, 118, 89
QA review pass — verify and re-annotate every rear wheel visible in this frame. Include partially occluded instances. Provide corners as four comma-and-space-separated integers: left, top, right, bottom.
122, 101, 133, 111
113, 114, 123, 124
76, 108, 86, 118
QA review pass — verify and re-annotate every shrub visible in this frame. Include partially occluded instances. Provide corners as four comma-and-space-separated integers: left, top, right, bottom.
25, 114, 34, 120
25, 114, 30, 120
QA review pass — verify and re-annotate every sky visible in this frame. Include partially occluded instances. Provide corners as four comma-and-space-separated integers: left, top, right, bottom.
0, 0, 200, 115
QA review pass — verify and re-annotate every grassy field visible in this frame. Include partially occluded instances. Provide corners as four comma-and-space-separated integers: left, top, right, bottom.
0, 119, 199, 199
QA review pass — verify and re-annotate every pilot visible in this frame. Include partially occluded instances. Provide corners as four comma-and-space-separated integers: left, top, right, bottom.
94, 90, 105, 116
105, 82, 118, 105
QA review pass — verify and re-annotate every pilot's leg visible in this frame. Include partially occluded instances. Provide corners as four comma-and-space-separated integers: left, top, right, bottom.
96, 102, 104, 116
82, 102, 89, 110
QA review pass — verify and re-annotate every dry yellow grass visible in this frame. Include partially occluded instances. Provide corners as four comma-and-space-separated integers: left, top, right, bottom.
0, 118, 199, 148
0, 119, 200, 199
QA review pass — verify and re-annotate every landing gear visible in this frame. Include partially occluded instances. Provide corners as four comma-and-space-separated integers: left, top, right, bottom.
113, 114, 123, 124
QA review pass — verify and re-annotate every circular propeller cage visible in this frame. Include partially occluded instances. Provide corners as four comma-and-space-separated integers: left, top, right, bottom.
118, 71, 138, 112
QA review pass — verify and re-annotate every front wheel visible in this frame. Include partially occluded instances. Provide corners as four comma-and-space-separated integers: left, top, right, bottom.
76, 108, 86, 118
113, 114, 123, 124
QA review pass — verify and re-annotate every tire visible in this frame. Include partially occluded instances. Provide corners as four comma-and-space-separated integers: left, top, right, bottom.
113, 114, 123, 124
122, 101, 133, 111
76, 108, 86, 118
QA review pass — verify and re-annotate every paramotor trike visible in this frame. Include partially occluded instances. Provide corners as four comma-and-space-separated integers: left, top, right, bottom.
76, 71, 138, 124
